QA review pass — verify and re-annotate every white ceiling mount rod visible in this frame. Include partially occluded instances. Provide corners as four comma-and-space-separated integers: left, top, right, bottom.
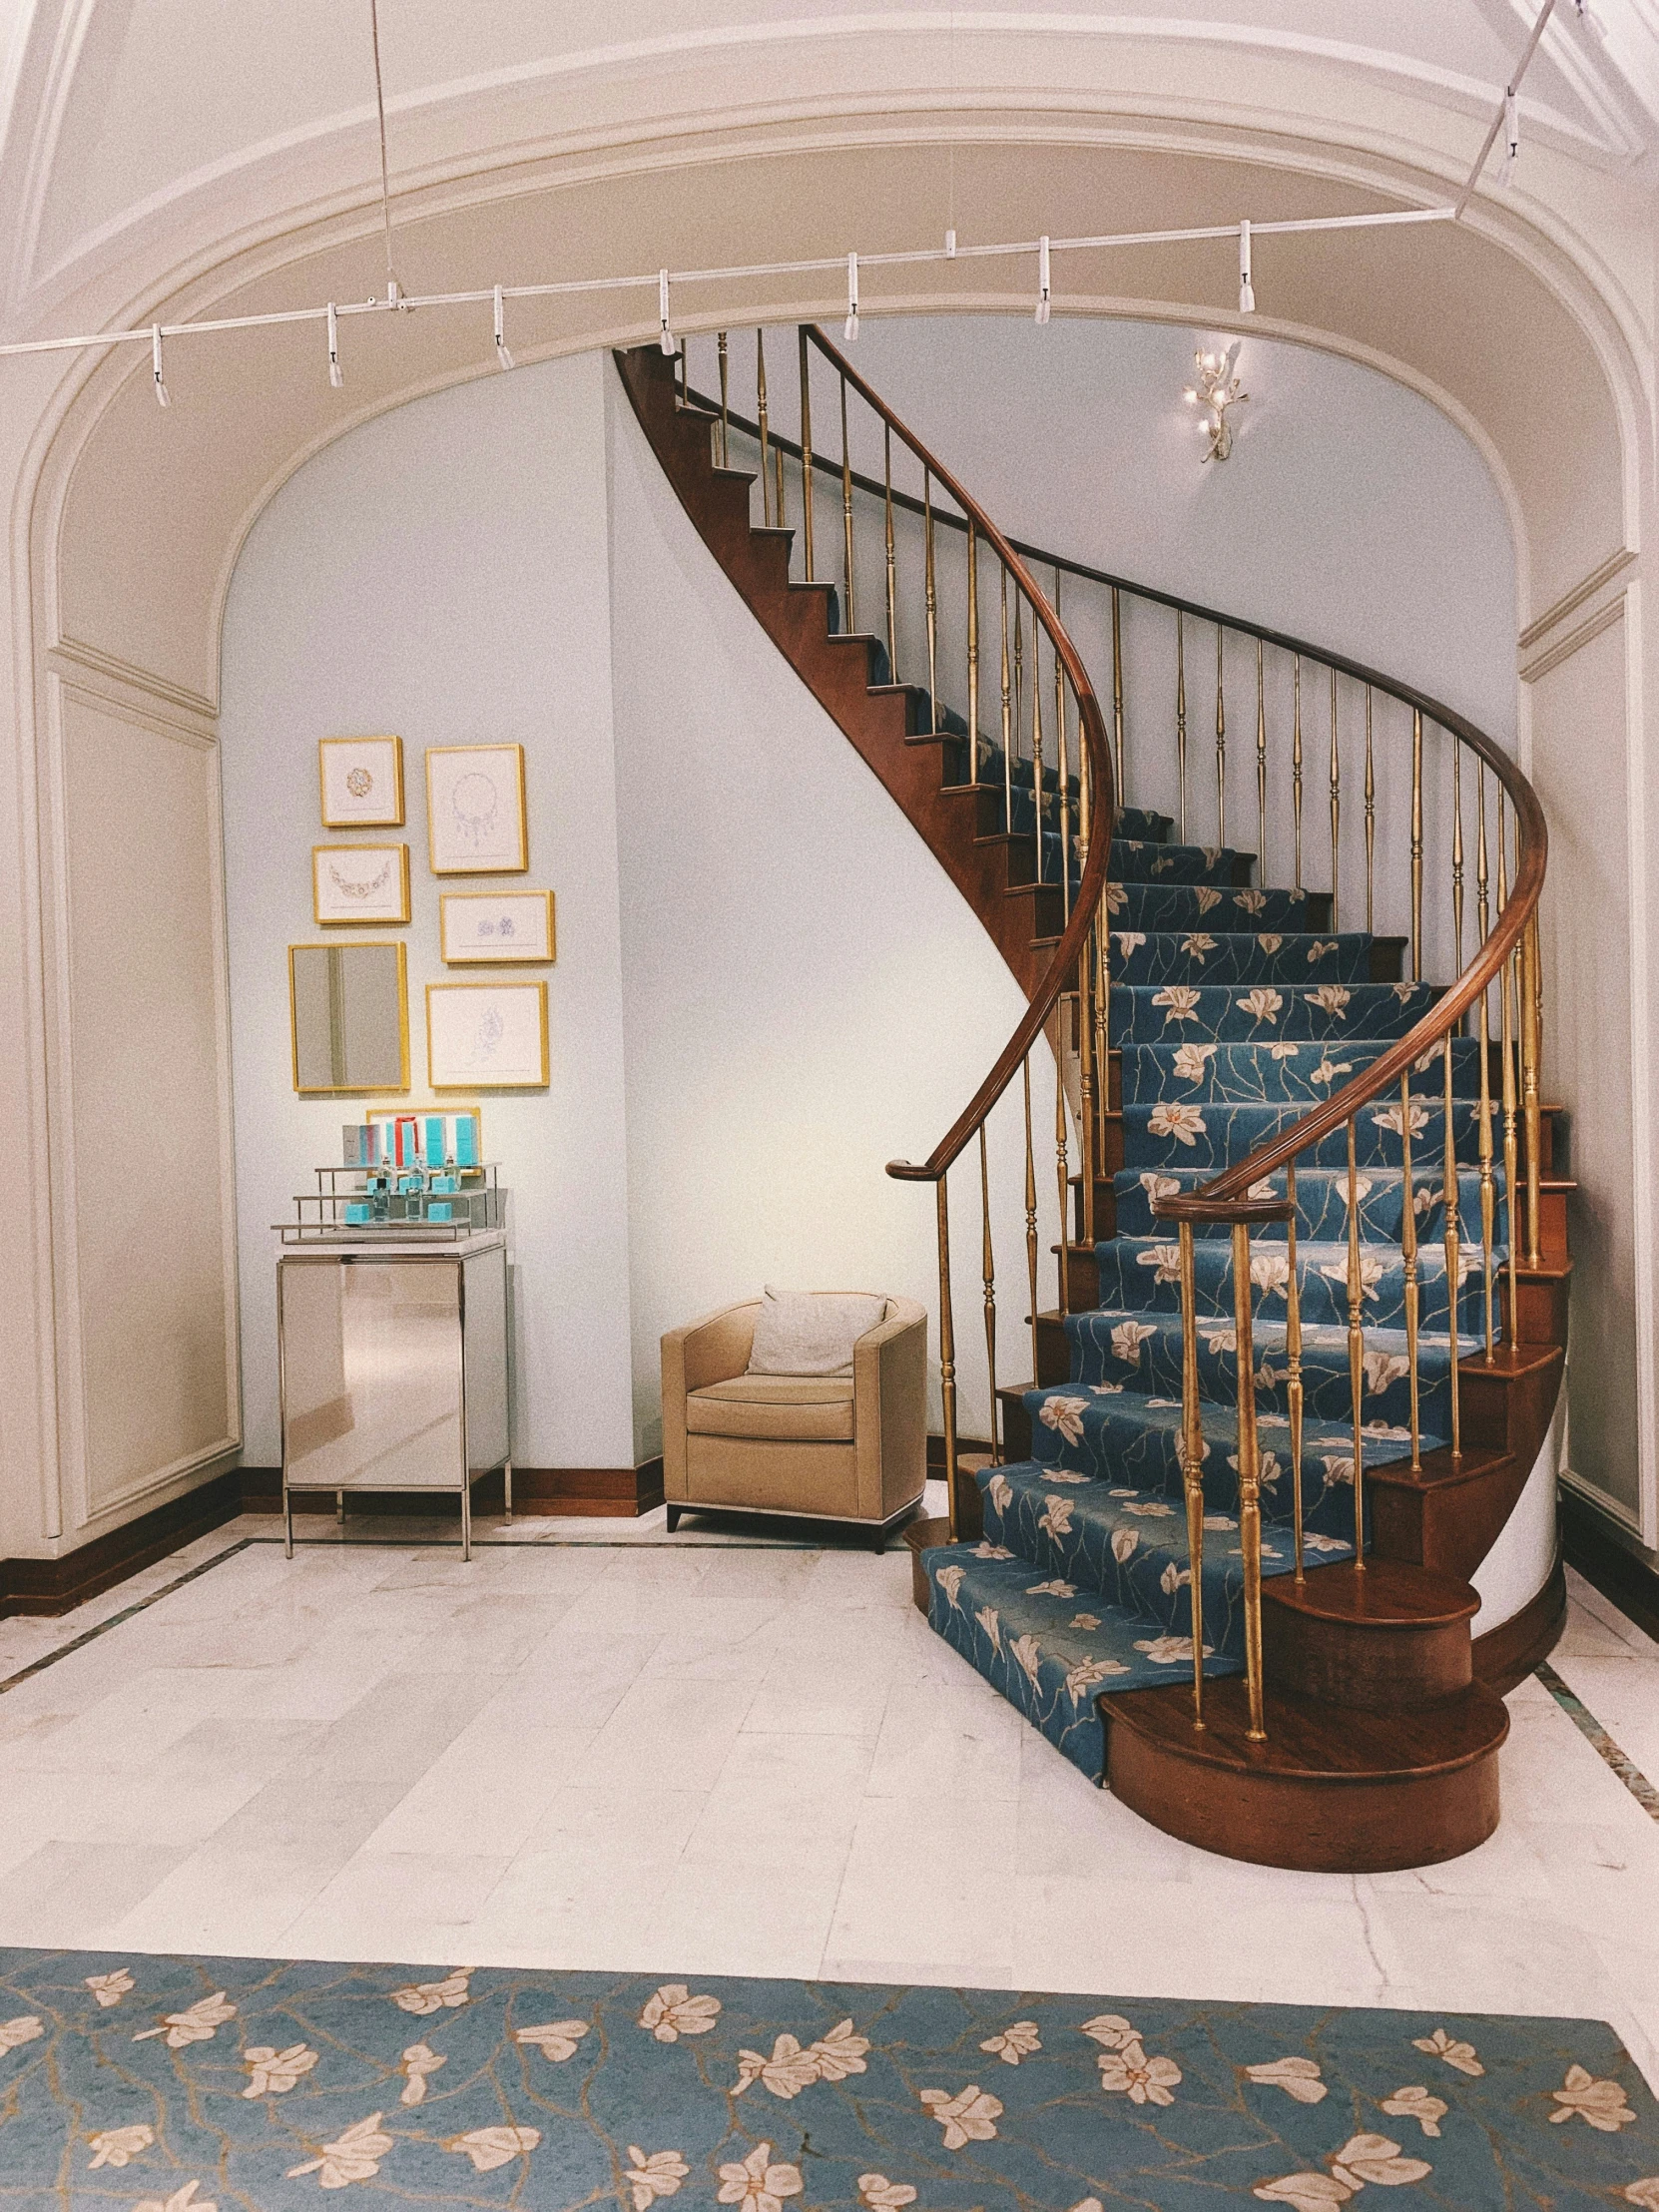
843, 252, 859, 340
151, 323, 169, 407
1035, 236, 1051, 324
1238, 221, 1255, 314
493, 284, 514, 371
1454, 0, 1559, 216
658, 269, 674, 354
327, 301, 342, 387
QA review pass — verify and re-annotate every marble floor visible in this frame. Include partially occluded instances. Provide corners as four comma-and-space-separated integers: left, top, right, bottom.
2, 1504, 1657, 2090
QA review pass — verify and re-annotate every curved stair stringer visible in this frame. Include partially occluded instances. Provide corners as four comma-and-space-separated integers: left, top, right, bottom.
615, 343, 1061, 999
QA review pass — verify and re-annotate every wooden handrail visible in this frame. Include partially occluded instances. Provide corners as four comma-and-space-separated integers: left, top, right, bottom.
786, 326, 1117, 1185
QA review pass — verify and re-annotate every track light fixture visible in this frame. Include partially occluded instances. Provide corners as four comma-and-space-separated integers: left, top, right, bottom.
844, 252, 859, 340
493, 284, 514, 371
1503, 87, 1520, 181
151, 323, 170, 408
658, 270, 674, 355
1238, 221, 1256, 314
1035, 236, 1051, 324
326, 302, 343, 387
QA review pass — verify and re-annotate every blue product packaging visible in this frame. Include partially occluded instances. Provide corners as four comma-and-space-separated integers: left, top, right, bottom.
427, 1201, 453, 1222
424, 1116, 446, 1165
453, 1117, 478, 1168
431, 1174, 456, 1193
344, 1201, 372, 1225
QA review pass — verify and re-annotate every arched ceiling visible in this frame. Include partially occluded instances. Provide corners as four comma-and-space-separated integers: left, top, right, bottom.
0, 0, 1655, 337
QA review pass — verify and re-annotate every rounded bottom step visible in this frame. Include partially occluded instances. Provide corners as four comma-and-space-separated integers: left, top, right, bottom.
1101, 1675, 1508, 1873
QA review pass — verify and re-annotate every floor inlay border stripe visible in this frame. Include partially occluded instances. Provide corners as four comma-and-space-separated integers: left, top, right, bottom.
0, 1538, 254, 1696
1536, 1659, 1659, 1821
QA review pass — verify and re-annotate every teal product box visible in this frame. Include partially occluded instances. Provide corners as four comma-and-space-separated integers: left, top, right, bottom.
431, 1174, 456, 1193
424, 1116, 446, 1165
344, 1201, 372, 1225
398, 1175, 421, 1194
341, 1123, 377, 1169
453, 1118, 478, 1168
427, 1201, 453, 1223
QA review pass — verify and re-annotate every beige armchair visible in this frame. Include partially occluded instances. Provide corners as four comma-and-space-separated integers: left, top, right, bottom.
661, 1295, 928, 1542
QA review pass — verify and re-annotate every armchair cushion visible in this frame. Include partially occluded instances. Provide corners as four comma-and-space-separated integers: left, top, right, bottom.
746, 1285, 889, 1376
687, 1374, 855, 1442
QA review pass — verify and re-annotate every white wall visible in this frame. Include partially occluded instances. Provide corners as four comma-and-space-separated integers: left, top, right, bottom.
219, 351, 636, 1471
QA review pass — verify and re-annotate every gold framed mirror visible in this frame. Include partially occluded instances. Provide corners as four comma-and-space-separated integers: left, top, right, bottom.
288, 940, 410, 1094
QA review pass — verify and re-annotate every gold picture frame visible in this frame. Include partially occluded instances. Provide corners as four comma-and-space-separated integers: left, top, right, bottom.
426, 980, 548, 1090
439, 888, 555, 964
288, 940, 410, 1095
312, 842, 411, 926
425, 744, 528, 875
318, 736, 405, 829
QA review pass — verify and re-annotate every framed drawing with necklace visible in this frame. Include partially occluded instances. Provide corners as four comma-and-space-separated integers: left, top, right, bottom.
426, 744, 528, 874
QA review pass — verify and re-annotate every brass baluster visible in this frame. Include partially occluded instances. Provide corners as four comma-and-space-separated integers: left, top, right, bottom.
1329, 667, 1341, 930
1522, 911, 1543, 1265
757, 328, 772, 529
718, 330, 731, 467
937, 1173, 960, 1538
797, 327, 814, 580
1094, 899, 1111, 1180
1346, 1118, 1367, 1568
1014, 597, 1026, 771
1215, 626, 1227, 847
924, 470, 938, 736
1475, 763, 1496, 1358
1032, 606, 1045, 887
1055, 1009, 1072, 1316
980, 1123, 999, 1463
1176, 608, 1188, 840
1232, 1221, 1267, 1741
1410, 709, 1424, 982
1177, 1221, 1207, 1728
775, 438, 786, 530
1286, 1159, 1306, 1583
1292, 654, 1304, 894
1364, 686, 1376, 934
1022, 1055, 1040, 1384
1255, 639, 1268, 882
966, 521, 980, 784
883, 425, 897, 678
1001, 570, 1013, 836
1076, 956, 1096, 1258
1451, 740, 1465, 971
1399, 1076, 1422, 1473
1055, 572, 1072, 919
1111, 585, 1126, 805
1498, 795, 1521, 1347
1443, 1034, 1463, 1462
839, 372, 854, 633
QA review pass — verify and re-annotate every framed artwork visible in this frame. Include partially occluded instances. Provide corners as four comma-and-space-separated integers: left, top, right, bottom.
439, 889, 554, 964
426, 744, 528, 874
319, 736, 404, 828
426, 981, 548, 1090
312, 842, 411, 925
288, 941, 409, 1095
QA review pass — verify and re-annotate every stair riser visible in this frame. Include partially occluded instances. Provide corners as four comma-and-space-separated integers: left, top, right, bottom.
1114, 1168, 1500, 1245
1093, 1245, 1493, 1337
1067, 1323, 1459, 1433
1108, 888, 1331, 938
1120, 1037, 1487, 1106
1123, 1099, 1488, 1172
1261, 1598, 1473, 1709
1112, 984, 1440, 1043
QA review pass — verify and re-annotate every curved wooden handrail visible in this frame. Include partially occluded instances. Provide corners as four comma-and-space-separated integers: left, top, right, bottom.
793, 325, 1117, 1187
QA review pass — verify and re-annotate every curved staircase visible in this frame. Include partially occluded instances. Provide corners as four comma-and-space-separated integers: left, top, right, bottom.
618, 329, 1569, 1875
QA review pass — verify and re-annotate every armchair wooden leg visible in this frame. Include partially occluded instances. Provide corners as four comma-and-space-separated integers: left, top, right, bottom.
666, 1503, 682, 1532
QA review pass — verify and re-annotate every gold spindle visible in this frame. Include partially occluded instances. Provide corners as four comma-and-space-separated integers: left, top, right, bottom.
1055, 573, 1072, 919
1111, 586, 1126, 805
1292, 654, 1304, 894
1000, 570, 1013, 833
1014, 597, 1025, 768
1364, 686, 1376, 934
1255, 639, 1268, 881
1443, 1034, 1463, 1461
775, 438, 786, 530
1399, 1075, 1422, 1473
1094, 901, 1111, 1179
883, 425, 897, 677
1285, 1160, 1305, 1583
1215, 626, 1227, 847
1076, 958, 1095, 1255
1329, 667, 1341, 931
1022, 1055, 1040, 1384
1177, 1221, 1207, 1729
1498, 796, 1521, 1348
1522, 911, 1543, 1265
966, 521, 980, 785
924, 470, 938, 737
1176, 608, 1188, 840
1032, 607, 1045, 887
797, 327, 814, 580
839, 372, 854, 632
937, 1173, 960, 1539
718, 330, 731, 467
1410, 710, 1424, 982
1346, 1118, 1367, 1567
1232, 1221, 1267, 1741
1451, 742, 1465, 971
1475, 765, 1496, 1358
756, 329, 772, 529
1055, 1010, 1072, 1315
980, 1123, 999, 1464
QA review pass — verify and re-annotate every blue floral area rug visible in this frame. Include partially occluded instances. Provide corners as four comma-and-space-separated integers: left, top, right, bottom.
3, 1949, 1658, 2210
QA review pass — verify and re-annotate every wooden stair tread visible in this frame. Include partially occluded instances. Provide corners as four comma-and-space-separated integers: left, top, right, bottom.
1263, 1557, 1479, 1629
1370, 1443, 1511, 1494
1102, 1673, 1508, 1782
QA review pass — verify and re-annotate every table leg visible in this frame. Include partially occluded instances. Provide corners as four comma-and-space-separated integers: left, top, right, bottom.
504, 1460, 513, 1523
461, 1476, 472, 1563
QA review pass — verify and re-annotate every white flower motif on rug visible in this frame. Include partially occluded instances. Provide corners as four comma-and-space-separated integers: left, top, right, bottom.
1245, 2056, 1327, 2103
1139, 1243, 1185, 1284
1097, 2038, 1181, 2105
286, 2112, 394, 2187
1153, 986, 1201, 1025
399, 2043, 445, 2104
85, 1971, 134, 2008
640, 1986, 722, 2041
981, 2021, 1041, 2064
1010, 1634, 1043, 1686
1039, 1395, 1090, 1444
243, 2043, 317, 2097
1110, 1320, 1158, 1365
132, 2185, 216, 2212
919, 2084, 1002, 2148
1065, 1656, 1130, 1701
1381, 2085, 1446, 2136
0, 2017, 43, 2056
1037, 1497, 1075, 1538
87, 2124, 155, 2167
134, 1994, 235, 2048
1255, 2130, 1431, 2205
857, 2178, 915, 2211
390, 1969, 471, 2016
1551, 2064, 1637, 2130
1410, 2028, 1483, 2076
628, 2149, 690, 2209
443, 2125, 540, 2172
936, 1564, 967, 1607
1148, 1102, 1207, 1146
718, 2140, 803, 2212
514, 2019, 589, 2062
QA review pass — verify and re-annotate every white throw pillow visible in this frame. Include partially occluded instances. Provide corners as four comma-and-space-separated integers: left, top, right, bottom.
747, 1286, 889, 1377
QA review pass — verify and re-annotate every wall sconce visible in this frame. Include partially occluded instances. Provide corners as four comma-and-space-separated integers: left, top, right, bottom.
1183, 342, 1247, 463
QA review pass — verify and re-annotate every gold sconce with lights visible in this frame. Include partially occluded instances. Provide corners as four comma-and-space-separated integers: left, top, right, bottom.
1183, 343, 1248, 463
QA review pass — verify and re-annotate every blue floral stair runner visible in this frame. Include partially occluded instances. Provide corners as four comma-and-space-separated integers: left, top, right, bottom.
2, 1951, 1655, 2209
921, 799, 1502, 1777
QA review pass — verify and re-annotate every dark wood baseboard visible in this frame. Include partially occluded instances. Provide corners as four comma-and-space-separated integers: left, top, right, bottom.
1559, 1487, 1659, 1645
0, 1469, 244, 1619
237, 1461, 665, 1520
1470, 1551, 1568, 1695
926, 1433, 992, 1474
